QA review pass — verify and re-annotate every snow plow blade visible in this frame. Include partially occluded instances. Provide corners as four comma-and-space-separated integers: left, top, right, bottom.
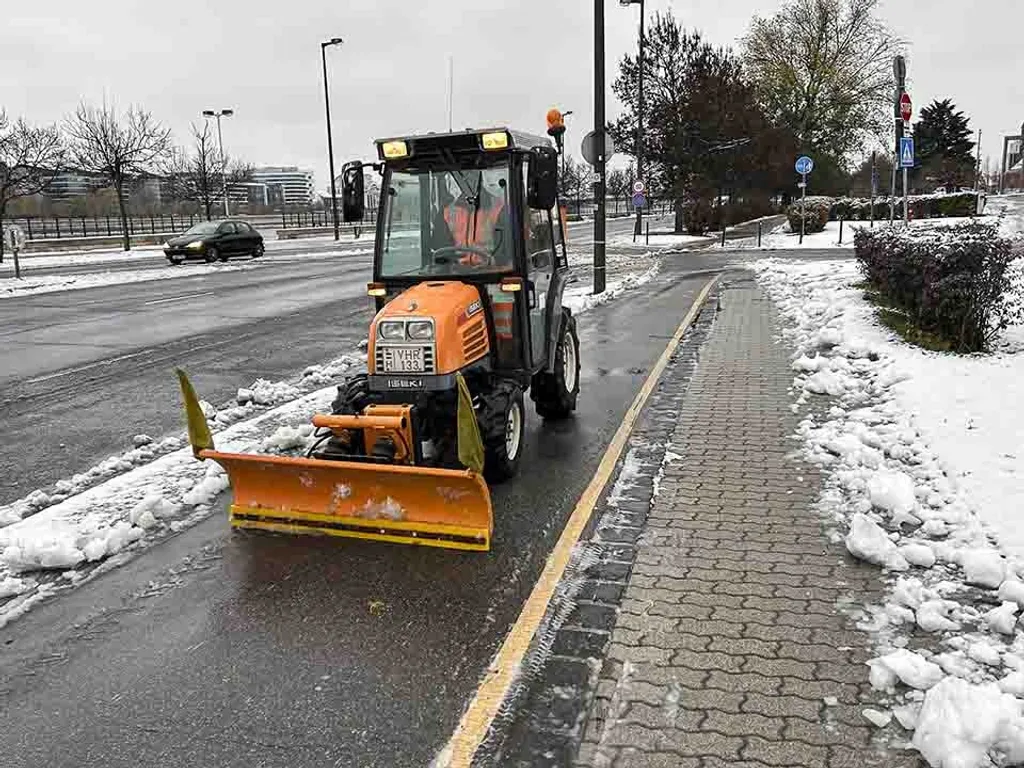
208, 451, 493, 551
175, 368, 492, 551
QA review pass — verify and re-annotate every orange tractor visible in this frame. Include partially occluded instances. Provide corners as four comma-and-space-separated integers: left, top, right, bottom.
178, 113, 579, 552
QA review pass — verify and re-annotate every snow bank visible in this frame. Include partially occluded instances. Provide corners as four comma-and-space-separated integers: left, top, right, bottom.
0, 355, 361, 529
563, 260, 661, 315
752, 256, 1024, 767
913, 677, 1024, 768
0, 262, 258, 299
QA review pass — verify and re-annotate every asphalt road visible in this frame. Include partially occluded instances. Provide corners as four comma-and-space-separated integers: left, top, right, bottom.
0, 214, 668, 504
0, 222, 846, 767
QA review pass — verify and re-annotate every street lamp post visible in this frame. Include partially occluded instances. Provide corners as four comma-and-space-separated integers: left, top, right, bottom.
621, 0, 644, 236
321, 37, 344, 241
202, 109, 234, 217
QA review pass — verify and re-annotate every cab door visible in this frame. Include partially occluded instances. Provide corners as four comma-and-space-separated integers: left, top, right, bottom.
522, 166, 556, 368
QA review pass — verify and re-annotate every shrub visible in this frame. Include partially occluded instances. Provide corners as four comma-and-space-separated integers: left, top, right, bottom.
786, 196, 830, 234
854, 221, 1021, 352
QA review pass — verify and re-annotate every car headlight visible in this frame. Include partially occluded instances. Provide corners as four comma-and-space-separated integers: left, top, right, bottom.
378, 320, 406, 341
186, 240, 204, 250
406, 321, 434, 341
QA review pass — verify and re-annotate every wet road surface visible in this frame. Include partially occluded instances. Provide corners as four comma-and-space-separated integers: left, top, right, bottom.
1, 258, 710, 768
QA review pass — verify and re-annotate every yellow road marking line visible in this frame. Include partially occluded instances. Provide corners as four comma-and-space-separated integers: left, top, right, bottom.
435, 275, 719, 767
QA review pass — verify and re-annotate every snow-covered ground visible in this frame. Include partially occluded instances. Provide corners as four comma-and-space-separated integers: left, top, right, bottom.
0, 234, 367, 274
608, 232, 709, 248
752, 256, 1024, 767
722, 212, 1021, 252
0, 246, 375, 299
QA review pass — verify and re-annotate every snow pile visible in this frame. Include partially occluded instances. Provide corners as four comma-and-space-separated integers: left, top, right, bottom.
0, 262, 258, 299
753, 257, 1024, 767
563, 260, 661, 315
913, 677, 1024, 768
0, 355, 364, 529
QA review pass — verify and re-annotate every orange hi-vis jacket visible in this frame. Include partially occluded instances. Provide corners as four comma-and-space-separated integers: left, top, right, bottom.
443, 197, 506, 264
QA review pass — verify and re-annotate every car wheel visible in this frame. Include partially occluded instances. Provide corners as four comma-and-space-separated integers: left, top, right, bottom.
252, 242, 264, 259
205, 246, 218, 263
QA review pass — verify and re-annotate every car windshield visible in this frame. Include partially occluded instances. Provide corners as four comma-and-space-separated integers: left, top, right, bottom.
184, 221, 219, 236
379, 160, 514, 278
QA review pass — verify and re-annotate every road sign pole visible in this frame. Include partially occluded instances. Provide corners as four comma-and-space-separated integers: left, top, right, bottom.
634, 0, 645, 238
593, 0, 606, 295
869, 150, 876, 228
799, 174, 807, 245
903, 165, 909, 224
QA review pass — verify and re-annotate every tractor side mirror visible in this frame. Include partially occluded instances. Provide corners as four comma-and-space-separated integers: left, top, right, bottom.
527, 146, 558, 210
341, 161, 365, 222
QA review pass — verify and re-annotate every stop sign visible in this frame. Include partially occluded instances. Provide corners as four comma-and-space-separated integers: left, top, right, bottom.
900, 92, 912, 122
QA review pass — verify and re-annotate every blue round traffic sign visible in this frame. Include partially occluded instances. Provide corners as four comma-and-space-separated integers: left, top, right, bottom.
632, 192, 646, 208
795, 156, 814, 175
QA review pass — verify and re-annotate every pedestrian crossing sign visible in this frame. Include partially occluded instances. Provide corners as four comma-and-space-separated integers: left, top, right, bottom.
900, 137, 915, 168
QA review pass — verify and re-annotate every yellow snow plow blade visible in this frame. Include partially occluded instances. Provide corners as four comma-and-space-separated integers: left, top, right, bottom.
175, 368, 493, 551
208, 451, 492, 551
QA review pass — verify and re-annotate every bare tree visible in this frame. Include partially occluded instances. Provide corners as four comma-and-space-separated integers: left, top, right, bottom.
0, 111, 65, 262
65, 103, 171, 250
742, 0, 903, 165
163, 122, 252, 220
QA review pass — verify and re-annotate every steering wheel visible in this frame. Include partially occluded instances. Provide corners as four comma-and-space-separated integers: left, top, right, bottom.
431, 245, 494, 267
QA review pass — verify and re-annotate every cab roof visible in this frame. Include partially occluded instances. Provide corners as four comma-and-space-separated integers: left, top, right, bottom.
374, 127, 552, 161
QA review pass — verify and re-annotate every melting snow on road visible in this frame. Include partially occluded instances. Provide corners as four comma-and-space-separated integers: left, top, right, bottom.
753, 256, 1024, 767
0, 354, 364, 628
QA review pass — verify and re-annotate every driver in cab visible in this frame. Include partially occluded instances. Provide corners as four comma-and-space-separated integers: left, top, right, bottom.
439, 169, 509, 267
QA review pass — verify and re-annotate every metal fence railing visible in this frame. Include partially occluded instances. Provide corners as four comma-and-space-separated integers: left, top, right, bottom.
4, 213, 214, 240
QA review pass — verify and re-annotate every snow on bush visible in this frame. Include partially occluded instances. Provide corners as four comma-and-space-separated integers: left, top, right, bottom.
855, 221, 1021, 352
754, 257, 1024, 767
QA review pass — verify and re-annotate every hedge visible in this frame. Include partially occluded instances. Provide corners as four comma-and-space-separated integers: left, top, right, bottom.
854, 221, 1021, 352
829, 192, 984, 222
785, 196, 831, 234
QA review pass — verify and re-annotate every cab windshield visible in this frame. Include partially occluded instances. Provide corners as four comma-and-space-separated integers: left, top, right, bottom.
378, 159, 514, 278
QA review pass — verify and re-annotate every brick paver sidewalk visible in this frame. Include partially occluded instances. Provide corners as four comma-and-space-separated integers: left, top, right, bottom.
576, 279, 923, 768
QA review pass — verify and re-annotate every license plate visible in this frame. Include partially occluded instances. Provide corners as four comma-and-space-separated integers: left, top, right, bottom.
382, 346, 425, 373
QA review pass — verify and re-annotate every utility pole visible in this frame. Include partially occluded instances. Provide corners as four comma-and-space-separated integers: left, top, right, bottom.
593, 0, 606, 294
975, 129, 982, 190
892, 55, 906, 224
321, 37, 343, 240
202, 109, 234, 217
620, 0, 645, 237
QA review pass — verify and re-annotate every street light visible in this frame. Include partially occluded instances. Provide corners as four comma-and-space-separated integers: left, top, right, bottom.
202, 109, 234, 217
321, 37, 344, 241
620, 0, 644, 237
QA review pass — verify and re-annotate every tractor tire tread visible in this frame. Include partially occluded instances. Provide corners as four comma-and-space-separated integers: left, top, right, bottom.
530, 309, 580, 420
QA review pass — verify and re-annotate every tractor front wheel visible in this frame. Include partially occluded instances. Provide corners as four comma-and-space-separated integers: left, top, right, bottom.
481, 382, 524, 483
531, 308, 580, 420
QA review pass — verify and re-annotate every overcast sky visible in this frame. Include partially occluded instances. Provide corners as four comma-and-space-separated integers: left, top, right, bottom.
1, 0, 1020, 190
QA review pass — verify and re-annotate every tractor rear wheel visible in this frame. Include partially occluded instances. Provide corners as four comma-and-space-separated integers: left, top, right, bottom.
531, 308, 580, 420
481, 381, 524, 483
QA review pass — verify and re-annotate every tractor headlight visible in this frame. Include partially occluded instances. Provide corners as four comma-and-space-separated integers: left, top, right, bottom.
378, 320, 406, 341
406, 321, 434, 341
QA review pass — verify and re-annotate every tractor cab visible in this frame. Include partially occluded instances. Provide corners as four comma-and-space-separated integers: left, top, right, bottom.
340, 127, 569, 378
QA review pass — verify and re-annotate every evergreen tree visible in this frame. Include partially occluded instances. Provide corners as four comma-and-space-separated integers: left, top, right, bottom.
912, 99, 976, 191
